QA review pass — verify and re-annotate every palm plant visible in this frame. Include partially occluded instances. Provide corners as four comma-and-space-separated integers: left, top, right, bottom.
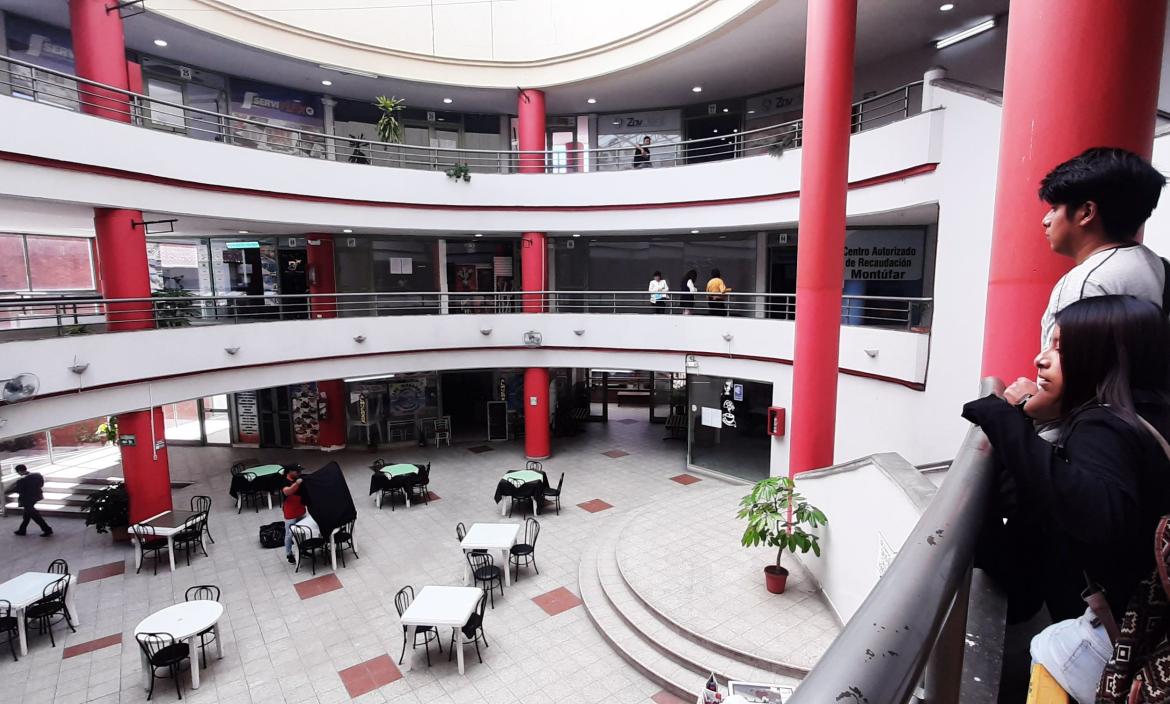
374, 96, 406, 144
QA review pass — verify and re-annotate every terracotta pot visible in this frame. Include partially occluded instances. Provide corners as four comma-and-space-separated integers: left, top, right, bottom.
764, 565, 789, 594
110, 526, 131, 543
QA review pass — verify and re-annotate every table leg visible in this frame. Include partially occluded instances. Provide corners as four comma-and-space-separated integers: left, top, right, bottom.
499, 501, 506, 518
188, 637, 201, 689
331, 540, 338, 571
455, 628, 466, 674
267, 493, 273, 510
533, 498, 538, 515
141, 645, 151, 691
502, 549, 512, 587
463, 551, 471, 586
65, 577, 80, 627
401, 626, 416, 672
236, 495, 241, 511
16, 609, 28, 656
167, 537, 177, 572
134, 539, 143, 572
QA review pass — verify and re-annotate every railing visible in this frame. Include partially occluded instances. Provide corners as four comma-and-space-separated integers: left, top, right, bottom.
0, 55, 922, 174
0, 290, 933, 339
787, 377, 1006, 704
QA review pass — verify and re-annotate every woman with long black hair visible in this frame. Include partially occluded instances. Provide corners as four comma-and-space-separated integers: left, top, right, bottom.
679, 269, 698, 315
963, 295, 1170, 701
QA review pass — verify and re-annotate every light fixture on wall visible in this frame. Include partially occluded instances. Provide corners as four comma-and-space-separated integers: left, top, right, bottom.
321, 79, 333, 86
480, 327, 492, 336
224, 347, 240, 355
692, 86, 703, 93
153, 39, 168, 47
865, 349, 880, 358
573, 329, 585, 336
523, 331, 543, 347
722, 333, 734, 342
68, 360, 89, 375
353, 335, 366, 343
935, 17, 996, 48
939, 3, 955, 11
586, 98, 597, 104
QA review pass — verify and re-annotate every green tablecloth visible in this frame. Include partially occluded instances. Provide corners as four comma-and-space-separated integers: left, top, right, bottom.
504, 470, 543, 483
381, 464, 420, 477
247, 464, 284, 478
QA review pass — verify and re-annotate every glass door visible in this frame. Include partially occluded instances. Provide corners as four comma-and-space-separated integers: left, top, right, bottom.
547, 129, 577, 174
588, 370, 609, 421
202, 395, 231, 445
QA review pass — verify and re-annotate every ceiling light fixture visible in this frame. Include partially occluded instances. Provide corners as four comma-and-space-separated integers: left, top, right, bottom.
237, 230, 249, 234
690, 229, 700, 234
748, 110, 756, 114
343, 373, 396, 382
586, 98, 597, 104
153, 39, 168, 47
939, 3, 955, 10
572, 233, 581, 238
722, 108, 729, 113
443, 98, 453, 104
935, 17, 996, 48
474, 233, 483, 237
321, 79, 332, 86
342, 229, 353, 233
319, 64, 379, 79
692, 86, 703, 93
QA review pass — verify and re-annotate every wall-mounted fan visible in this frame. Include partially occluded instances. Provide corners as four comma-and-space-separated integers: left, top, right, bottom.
1, 373, 40, 403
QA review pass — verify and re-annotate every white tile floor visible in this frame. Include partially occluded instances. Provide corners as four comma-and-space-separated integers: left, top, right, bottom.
0, 407, 742, 703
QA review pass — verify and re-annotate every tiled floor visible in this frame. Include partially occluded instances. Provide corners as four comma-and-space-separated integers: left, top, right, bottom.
0, 406, 764, 703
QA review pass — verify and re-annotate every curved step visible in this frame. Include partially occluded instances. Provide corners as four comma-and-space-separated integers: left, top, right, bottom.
596, 525, 805, 685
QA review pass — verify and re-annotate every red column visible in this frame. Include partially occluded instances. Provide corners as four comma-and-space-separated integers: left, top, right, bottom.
518, 89, 551, 459
121, 407, 172, 524
789, 0, 857, 475
981, 0, 1168, 381
93, 208, 152, 329
305, 235, 346, 449
68, 0, 131, 122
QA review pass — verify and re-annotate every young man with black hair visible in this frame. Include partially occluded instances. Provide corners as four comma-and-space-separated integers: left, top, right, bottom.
1007, 147, 1168, 405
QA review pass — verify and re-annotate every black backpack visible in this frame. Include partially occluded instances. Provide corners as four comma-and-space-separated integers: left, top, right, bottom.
259, 521, 285, 549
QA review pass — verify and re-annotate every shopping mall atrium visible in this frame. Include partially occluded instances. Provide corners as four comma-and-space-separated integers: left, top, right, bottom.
0, 0, 1166, 702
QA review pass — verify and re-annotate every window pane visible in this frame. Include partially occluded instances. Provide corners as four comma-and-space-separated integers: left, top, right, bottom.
26, 236, 95, 290
0, 234, 29, 290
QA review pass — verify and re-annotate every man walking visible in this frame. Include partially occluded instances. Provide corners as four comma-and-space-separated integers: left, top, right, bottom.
281, 465, 306, 564
12, 464, 52, 536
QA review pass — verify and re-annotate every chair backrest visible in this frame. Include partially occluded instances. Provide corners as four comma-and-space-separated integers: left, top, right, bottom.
242, 472, 257, 483
185, 584, 221, 602
456, 522, 467, 542
435, 418, 450, 432
230, 462, 246, 476
190, 495, 211, 513
467, 551, 494, 571
472, 591, 487, 622
514, 482, 539, 499
370, 459, 386, 471
339, 518, 356, 539
555, 472, 564, 492
290, 524, 315, 548
42, 575, 67, 602
526, 460, 543, 472
0, 599, 11, 622
523, 517, 541, 546
47, 559, 69, 575
394, 585, 415, 617
132, 523, 158, 544
136, 631, 178, 660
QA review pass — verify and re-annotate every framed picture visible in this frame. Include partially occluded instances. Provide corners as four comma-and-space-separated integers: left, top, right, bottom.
727, 681, 792, 704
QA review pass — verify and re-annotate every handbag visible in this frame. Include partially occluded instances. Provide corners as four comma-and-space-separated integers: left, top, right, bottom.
259, 521, 285, 549
1095, 417, 1170, 703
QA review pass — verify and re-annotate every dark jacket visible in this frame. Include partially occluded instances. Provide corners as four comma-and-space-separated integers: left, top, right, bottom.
13, 472, 44, 507
962, 394, 1170, 621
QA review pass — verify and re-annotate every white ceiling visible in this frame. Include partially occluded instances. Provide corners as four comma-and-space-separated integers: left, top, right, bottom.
0, 0, 1008, 114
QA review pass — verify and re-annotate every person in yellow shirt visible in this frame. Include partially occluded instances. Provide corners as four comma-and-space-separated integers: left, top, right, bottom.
705, 269, 731, 315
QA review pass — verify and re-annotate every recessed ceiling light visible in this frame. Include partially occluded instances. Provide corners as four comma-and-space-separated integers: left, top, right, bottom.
690, 229, 700, 234
342, 229, 353, 233
443, 98, 453, 104
572, 233, 581, 238
611, 120, 621, 126
321, 79, 332, 86
238, 230, 249, 234
474, 233, 483, 238
586, 98, 597, 104
939, 3, 955, 10
748, 110, 756, 115
935, 17, 996, 48
153, 39, 168, 47
733, 129, 739, 133
713, 129, 719, 133
692, 86, 703, 93
722, 108, 729, 113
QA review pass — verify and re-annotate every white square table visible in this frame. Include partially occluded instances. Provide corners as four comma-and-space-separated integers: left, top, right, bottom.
133, 509, 207, 573
134, 600, 224, 690
460, 522, 520, 587
399, 586, 483, 675
0, 572, 79, 655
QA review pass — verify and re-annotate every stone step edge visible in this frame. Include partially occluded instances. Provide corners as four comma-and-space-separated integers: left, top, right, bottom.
612, 502, 812, 678
578, 520, 700, 702
594, 530, 801, 688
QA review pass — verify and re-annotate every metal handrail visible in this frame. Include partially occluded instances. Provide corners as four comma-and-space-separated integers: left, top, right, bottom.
787, 377, 1004, 704
0, 55, 922, 173
0, 290, 933, 338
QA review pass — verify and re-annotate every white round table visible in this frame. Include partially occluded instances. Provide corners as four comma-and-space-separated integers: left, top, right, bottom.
134, 601, 224, 691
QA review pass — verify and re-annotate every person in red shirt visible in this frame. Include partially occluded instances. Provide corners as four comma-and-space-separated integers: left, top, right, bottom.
282, 465, 306, 564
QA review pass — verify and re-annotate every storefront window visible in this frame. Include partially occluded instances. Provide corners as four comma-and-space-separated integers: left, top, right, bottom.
147, 239, 213, 294
229, 78, 325, 158
4, 14, 79, 110
0, 234, 29, 290
336, 237, 437, 315
596, 109, 683, 171
346, 372, 440, 445
688, 374, 771, 482
0, 234, 95, 292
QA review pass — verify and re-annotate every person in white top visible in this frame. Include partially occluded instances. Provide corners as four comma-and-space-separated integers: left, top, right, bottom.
679, 269, 699, 315
648, 271, 670, 314
1005, 147, 1168, 406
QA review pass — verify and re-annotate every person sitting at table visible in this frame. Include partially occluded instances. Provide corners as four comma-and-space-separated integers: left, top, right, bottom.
282, 465, 306, 564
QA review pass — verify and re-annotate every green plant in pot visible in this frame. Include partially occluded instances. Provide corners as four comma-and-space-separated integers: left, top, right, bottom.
737, 475, 827, 594
84, 482, 131, 541
445, 163, 471, 182
152, 288, 197, 328
373, 95, 406, 144
95, 416, 118, 445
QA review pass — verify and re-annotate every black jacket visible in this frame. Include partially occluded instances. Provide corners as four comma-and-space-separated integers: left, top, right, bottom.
13, 472, 44, 507
962, 394, 1170, 621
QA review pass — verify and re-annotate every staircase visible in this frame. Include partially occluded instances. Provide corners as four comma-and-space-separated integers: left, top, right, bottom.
579, 513, 804, 701
3, 475, 120, 518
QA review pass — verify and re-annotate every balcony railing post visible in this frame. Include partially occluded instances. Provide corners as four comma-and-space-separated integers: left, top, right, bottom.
922, 569, 971, 704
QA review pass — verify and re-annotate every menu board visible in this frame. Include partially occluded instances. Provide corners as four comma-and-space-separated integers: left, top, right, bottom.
234, 391, 260, 444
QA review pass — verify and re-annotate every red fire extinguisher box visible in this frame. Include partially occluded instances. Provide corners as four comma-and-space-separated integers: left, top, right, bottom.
767, 407, 786, 437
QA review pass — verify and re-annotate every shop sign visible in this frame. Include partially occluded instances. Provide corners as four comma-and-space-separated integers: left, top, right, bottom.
235, 391, 261, 444
601, 109, 681, 134
159, 243, 199, 268
844, 229, 924, 281
746, 87, 804, 119
5, 15, 75, 72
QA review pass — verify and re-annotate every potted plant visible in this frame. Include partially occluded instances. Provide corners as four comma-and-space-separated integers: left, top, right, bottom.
445, 163, 472, 182
737, 476, 827, 594
94, 416, 118, 445
373, 95, 406, 144
83, 482, 131, 542
152, 288, 197, 327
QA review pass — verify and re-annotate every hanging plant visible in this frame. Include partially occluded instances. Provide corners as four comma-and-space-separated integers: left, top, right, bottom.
445, 163, 472, 182
373, 95, 406, 144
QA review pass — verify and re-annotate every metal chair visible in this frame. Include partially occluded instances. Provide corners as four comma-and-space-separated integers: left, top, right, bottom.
132, 524, 170, 575
525, 460, 543, 472
331, 519, 359, 568
173, 514, 209, 567
409, 464, 431, 505
290, 524, 328, 575
236, 472, 267, 513
508, 480, 540, 518
0, 600, 18, 662
47, 559, 69, 575
433, 417, 452, 447
184, 585, 221, 668
466, 552, 504, 609
543, 473, 565, 515
509, 518, 541, 581
136, 631, 190, 701
394, 586, 442, 666
449, 591, 488, 666
456, 522, 488, 557
190, 495, 214, 544
25, 576, 74, 647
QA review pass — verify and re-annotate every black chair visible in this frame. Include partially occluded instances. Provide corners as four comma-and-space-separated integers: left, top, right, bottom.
190, 496, 214, 544
25, 576, 75, 647
172, 514, 209, 567
449, 591, 488, 666
230, 462, 246, 476
132, 524, 170, 575
525, 460, 543, 472
543, 473, 565, 515
394, 586, 442, 666
290, 524, 329, 575
332, 519, 359, 568
408, 464, 431, 505
136, 631, 190, 701
456, 522, 488, 557
0, 600, 18, 662
47, 559, 69, 575
509, 518, 541, 581
184, 585, 221, 668
466, 552, 504, 609
508, 481, 540, 518
370, 459, 386, 471
236, 472, 266, 514
379, 474, 411, 512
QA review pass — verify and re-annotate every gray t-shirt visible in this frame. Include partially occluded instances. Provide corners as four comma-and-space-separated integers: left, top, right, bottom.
1041, 244, 1165, 347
